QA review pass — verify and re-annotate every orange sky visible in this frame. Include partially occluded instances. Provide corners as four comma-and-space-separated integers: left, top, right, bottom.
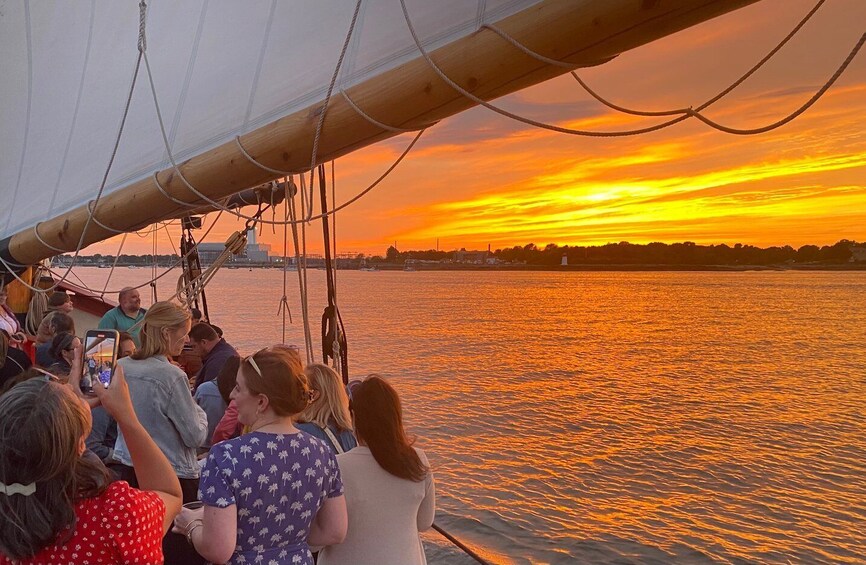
91, 0, 866, 257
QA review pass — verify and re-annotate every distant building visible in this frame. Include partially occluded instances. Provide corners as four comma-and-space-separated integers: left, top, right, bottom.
561, 253, 568, 266
197, 229, 272, 265
454, 249, 487, 263
197, 243, 228, 265
850, 246, 866, 263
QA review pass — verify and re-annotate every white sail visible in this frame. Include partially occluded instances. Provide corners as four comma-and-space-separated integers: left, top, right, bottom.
0, 0, 537, 240
1, 0, 763, 269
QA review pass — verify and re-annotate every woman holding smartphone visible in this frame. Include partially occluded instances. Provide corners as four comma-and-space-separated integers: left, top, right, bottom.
0, 364, 183, 564
111, 301, 208, 564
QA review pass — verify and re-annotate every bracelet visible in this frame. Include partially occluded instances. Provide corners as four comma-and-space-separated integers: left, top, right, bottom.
185, 520, 203, 546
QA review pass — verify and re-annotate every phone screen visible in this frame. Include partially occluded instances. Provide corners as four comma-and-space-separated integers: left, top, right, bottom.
83, 330, 119, 390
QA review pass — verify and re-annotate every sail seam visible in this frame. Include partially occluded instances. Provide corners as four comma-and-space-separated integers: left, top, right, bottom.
5, 1, 34, 237
242, 0, 277, 133
48, 0, 97, 218
167, 0, 210, 157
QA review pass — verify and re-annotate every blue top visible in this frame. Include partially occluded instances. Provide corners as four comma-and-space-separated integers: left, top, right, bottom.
296, 422, 357, 454
34, 340, 54, 367
97, 306, 146, 346
194, 380, 227, 448
200, 431, 344, 565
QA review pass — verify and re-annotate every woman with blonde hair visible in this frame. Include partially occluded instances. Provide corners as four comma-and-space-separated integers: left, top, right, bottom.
0, 365, 183, 564
296, 363, 357, 453
173, 348, 347, 565
318, 376, 435, 565
111, 301, 208, 564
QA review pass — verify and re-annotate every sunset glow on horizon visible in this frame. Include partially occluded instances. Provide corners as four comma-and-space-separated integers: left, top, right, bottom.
89, 0, 866, 257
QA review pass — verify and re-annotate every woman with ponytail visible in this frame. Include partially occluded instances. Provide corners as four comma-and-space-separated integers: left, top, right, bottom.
318, 375, 436, 565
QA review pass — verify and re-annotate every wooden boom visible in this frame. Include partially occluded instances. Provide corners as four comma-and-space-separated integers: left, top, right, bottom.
1, 0, 760, 273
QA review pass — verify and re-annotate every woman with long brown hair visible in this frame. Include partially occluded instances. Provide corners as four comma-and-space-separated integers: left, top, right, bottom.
318, 376, 436, 565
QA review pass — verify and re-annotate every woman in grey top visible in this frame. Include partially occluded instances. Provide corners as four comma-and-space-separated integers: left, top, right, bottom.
111, 301, 208, 564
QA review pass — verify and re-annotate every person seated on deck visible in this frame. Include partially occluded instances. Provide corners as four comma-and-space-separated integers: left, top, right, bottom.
296, 364, 357, 454
0, 364, 183, 565
45, 332, 81, 381
188, 322, 238, 392
0, 287, 26, 349
194, 355, 239, 451
35, 312, 75, 367
173, 348, 348, 565
317, 376, 436, 565
97, 287, 146, 347
0, 330, 31, 390
109, 301, 208, 564
35, 291, 74, 346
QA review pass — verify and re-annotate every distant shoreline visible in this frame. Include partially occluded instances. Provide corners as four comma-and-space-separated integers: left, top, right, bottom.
372, 263, 866, 272
69, 263, 866, 272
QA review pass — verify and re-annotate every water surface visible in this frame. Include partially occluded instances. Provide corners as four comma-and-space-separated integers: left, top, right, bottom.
72, 268, 866, 564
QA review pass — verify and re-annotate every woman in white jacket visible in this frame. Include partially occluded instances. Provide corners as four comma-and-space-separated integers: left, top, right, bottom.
318, 376, 436, 565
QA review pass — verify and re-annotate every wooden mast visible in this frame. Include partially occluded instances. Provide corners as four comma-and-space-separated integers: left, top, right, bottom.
2, 0, 760, 271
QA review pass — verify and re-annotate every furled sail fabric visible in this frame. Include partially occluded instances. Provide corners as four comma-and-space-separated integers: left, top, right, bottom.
0, 0, 535, 241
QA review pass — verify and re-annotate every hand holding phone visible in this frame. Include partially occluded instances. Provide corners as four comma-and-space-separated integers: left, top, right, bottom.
82, 329, 120, 393
93, 364, 135, 426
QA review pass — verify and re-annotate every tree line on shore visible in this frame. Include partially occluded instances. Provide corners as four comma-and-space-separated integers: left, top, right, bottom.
381, 239, 863, 266
59, 239, 863, 267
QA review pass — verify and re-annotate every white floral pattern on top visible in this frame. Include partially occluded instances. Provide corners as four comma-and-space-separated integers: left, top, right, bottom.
200, 431, 343, 565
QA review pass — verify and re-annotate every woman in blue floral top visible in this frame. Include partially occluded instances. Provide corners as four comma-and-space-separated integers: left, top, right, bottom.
173, 348, 347, 565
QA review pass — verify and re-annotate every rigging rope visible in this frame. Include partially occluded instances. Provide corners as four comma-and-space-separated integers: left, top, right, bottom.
564, 0, 829, 119
318, 164, 349, 382
50, 209, 225, 298
277, 177, 294, 345
306, 0, 363, 222
150, 225, 158, 302
401, 0, 863, 138
100, 233, 128, 300
288, 176, 315, 364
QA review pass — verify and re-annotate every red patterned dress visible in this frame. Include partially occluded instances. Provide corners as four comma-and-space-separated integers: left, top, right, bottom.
0, 481, 165, 565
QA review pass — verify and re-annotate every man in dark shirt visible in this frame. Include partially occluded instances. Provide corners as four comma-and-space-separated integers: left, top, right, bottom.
188, 322, 238, 391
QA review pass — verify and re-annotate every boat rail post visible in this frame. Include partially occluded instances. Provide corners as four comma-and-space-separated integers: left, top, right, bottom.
431, 522, 493, 565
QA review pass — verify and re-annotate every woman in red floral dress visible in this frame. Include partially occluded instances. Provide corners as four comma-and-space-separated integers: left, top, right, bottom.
0, 363, 183, 564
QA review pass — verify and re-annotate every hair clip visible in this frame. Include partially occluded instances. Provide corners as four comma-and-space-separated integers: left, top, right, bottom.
0, 481, 36, 496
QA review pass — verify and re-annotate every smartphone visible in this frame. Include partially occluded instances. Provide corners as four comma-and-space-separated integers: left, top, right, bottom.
82, 329, 120, 392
